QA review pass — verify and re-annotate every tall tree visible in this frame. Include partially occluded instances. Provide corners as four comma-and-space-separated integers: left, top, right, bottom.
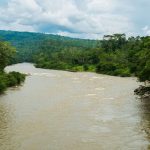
0, 41, 16, 71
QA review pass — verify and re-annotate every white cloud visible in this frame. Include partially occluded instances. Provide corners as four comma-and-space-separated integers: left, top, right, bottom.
56, 31, 103, 39
0, 0, 149, 39
142, 26, 150, 35
86, 0, 118, 13
0, 20, 35, 32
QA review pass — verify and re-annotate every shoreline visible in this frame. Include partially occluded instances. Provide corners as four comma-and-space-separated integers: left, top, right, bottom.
134, 85, 150, 99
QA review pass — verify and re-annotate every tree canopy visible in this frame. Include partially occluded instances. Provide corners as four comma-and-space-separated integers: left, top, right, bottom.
0, 40, 25, 93
0, 41, 15, 71
0, 31, 149, 83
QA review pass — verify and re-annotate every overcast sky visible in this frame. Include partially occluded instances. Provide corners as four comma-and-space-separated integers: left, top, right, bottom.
0, 0, 150, 39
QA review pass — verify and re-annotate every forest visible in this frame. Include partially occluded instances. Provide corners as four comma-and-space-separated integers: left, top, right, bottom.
0, 40, 25, 93
0, 30, 149, 92
33, 34, 150, 83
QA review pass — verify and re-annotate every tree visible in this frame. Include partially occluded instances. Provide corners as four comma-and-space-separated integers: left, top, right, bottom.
0, 41, 16, 71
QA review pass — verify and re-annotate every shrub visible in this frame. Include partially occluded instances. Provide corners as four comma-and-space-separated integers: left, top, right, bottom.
0, 71, 25, 94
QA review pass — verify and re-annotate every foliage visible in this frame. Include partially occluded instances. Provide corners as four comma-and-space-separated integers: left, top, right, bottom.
0, 72, 25, 93
0, 41, 16, 70
0, 31, 149, 83
6, 72, 25, 86
0, 40, 26, 94
0, 73, 7, 93
0, 30, 98, 62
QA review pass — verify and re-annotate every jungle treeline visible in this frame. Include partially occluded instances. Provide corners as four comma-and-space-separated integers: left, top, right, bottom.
0, 30, 149, 83
0, 40, 25, 93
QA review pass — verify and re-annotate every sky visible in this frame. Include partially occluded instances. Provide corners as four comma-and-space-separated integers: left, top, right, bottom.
0, 0, 150, 39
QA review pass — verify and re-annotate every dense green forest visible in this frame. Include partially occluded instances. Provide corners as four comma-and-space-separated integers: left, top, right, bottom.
33, 34, 150, 83
0, 30, 98, 62
0, 30, 149, 84
0, 40, 25, 93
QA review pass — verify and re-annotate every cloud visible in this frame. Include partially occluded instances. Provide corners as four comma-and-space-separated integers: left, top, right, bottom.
0, 0, 149, 39
142, 26, 150, 35
0, 20, 35, 32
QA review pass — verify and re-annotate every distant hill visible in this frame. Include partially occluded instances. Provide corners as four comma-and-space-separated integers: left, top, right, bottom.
0, 30, 99, 62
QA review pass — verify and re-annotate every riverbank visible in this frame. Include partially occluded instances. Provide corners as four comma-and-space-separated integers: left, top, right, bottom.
134, 85, 150, 99
0, 71, 26, 94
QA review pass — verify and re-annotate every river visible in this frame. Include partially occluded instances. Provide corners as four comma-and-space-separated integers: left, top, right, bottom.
0, 63, 150, 150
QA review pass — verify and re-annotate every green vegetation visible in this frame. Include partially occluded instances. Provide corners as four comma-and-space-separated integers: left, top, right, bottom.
33, 34, 150, 83
0, 40, 25, 94
0, 72, 25, 93
0, 30, 98, 63
0, 41, 16, 71
0, 30, 149, 84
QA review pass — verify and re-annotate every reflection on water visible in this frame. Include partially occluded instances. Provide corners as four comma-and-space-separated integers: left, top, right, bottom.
0, 63, 149, 150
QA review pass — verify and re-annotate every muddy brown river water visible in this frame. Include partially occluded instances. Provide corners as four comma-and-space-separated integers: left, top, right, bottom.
0, 63, 150, 150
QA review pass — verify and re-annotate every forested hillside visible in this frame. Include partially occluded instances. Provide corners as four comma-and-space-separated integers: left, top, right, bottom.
0, 30, 149, 84
0, 30, 98, 62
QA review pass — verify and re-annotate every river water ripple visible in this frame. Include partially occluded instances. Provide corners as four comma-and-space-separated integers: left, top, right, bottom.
0, 63, 149, 150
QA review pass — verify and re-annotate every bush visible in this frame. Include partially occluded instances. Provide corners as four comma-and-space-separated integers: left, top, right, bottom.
8, 72, 25, 85
87, 65, 96, 72
114, 68, 131, 77
0, 73, 7, 93
0, 71, 25, 94
96, 62, 117, 75
72, 66, 84, 72
83, 64, 89, 71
